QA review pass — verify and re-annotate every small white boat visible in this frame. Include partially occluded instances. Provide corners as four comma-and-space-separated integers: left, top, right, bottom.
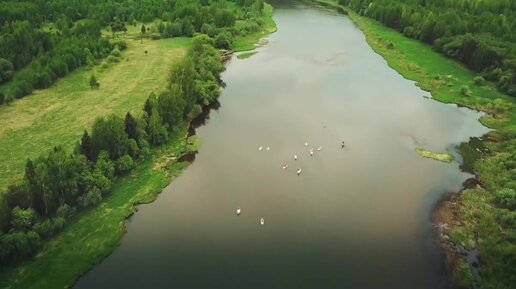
317, 146, 322, 151
258, 146, 263, 151
260, 218, 265, 225
236, 207, 241, 215
304, 142, 308, 146
297, 168, 302, 175
294, 155, 298, 160
266, 146, 270, 151
282, 164, 288, 170
309, 150, 314, 156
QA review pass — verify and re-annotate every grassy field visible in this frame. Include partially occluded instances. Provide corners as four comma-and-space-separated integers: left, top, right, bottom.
0, 127, 194, 289
310, 1, 515, 287
0, 35, 190, 192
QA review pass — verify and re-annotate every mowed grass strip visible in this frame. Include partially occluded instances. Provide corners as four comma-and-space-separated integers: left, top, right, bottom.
0, 37, 191, 191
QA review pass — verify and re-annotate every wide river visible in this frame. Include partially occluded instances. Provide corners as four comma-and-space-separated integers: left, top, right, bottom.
74, 3, 489, 289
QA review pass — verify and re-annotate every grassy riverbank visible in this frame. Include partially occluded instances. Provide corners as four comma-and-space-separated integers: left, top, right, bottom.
0, 7, 276, 289
0, 127, 194, 289
310, 0, 516, 288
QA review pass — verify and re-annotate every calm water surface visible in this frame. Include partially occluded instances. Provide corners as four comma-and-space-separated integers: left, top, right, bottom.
74, 3, 488, 289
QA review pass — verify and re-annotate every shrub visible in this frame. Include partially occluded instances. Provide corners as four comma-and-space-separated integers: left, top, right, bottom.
460, 85, 471, 96
111, 48, 121, 57
115, 154, 135, 175
10, 207, 37, 231
100, 61, 109, 69
495, 189, 516, 210
78, 188, 102, 208
33, 220, 55, 239
56, 204, 74, 219
492, 98, 509, 113
473, 76, 485, 85
0, 58, 14, 84
113, 40, 127, 50
150, 33, 162, 40
107, 55, 120, 63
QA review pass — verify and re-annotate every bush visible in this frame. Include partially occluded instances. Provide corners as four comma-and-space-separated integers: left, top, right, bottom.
78, 188, 102, 208
495, 189, 516, 210
150, 33, 162, 40
473, 76, 485, 85
10, 207, 37, 231
214, 32, 233, 50
112, 40, 127, 51
111, 48, 121, 57
53, 217, 65, 231
460, 85, 471, 96
107, 55, 120, 63
100, 61, 109, 69
56, 204, 74, 219
115, 154, 135, 175
33, 219, 55, 239
0, 58, 14, 84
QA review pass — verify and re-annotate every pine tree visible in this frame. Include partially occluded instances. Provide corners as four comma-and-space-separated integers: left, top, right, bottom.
89, 74, 99, 89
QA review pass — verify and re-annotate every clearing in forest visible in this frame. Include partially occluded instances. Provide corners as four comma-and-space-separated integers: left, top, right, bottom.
0, 35, 191, 191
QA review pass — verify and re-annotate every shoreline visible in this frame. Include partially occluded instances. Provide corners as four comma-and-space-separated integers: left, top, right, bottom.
306, 0, 514, 288
0, 11, 277, 289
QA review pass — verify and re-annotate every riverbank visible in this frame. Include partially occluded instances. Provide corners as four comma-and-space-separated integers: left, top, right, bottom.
309, 0, 515, 288
0, 9, 277, 289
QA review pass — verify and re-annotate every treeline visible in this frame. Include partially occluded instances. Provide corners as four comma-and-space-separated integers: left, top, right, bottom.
0, 0, 265, 104
340, 0, 516, 96
140, 0, 266, 50
0, 20, 115, 103
0, 35, 223, 266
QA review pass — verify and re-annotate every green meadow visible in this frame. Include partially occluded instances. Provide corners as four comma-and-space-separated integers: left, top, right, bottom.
0, 36, 191, 192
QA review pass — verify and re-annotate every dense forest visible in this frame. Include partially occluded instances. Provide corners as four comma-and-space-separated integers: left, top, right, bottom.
339, 0, 516, 96
0, 0, 266, 104
0, 0, 266, 267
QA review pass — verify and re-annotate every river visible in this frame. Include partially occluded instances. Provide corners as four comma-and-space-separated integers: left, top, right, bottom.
74, 3, 489, 289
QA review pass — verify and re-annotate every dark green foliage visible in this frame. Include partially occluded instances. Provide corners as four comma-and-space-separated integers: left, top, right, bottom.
10, 207, 37, 231
89, 74, 99, 89
91, 115, 130, 160
80, 130, 94, 161
495, 188, 516, 210
157, 89, 186, 131
214, 31, 234, 49
346, 0, 516, 96
0, 0, 247, 271
124, 112, 141, 141
0, 58, 14, 84
115, 155, 135, 175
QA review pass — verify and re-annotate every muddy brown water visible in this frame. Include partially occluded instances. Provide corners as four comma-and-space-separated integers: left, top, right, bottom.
74, 3, 489, 289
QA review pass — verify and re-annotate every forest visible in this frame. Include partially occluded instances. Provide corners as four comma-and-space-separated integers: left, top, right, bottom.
340, 0, 516, 96
0, 0, 266, 268
0, 0, 266, 104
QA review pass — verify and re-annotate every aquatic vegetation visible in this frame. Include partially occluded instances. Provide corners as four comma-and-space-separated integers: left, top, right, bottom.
416, 148, 454, 163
